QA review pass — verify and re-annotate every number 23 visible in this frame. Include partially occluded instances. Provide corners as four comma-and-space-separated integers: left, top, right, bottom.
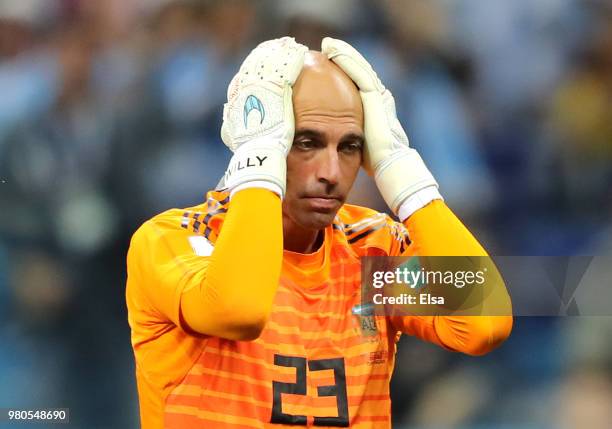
271, 354, 349, 427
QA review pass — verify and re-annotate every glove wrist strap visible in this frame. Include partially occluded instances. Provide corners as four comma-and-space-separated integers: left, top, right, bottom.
375, 148, 440, 215
223, 140, 287, 198
397, 186, 443, 221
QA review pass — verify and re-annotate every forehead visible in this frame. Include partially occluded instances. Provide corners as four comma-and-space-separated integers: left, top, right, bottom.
292, 51, 363, 129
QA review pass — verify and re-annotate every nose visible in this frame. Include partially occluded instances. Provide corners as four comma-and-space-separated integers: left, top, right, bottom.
316, 146, 340, 187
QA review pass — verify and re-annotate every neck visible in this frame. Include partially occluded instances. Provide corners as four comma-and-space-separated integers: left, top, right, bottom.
283, 217, 325, 254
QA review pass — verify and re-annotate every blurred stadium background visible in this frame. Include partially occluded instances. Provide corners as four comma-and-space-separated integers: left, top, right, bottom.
0, 0, 611, 428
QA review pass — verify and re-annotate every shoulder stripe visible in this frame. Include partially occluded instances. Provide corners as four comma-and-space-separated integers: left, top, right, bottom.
343, 213, 387, 232
347, 223, 385, 244
192, 212, 203, 232
335, 212, 389, 242
180, 204, 228, 236
181, 211, 191, 228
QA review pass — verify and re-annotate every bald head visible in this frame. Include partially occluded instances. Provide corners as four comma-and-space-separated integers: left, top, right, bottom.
292, 51, 363, 127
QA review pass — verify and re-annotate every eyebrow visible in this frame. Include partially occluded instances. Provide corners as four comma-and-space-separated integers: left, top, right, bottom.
294, 129, 324, 140
294, 129, 365, 145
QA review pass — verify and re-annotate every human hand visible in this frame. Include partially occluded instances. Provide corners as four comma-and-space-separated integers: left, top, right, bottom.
322, 37, 441, 219
219, 37, 308, 198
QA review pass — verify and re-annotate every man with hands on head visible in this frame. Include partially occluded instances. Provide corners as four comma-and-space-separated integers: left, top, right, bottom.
126, 37, 512, 429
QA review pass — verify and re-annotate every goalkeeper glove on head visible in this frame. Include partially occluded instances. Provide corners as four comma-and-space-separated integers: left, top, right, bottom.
322, 37, 442, 220
218, 37, 308, 198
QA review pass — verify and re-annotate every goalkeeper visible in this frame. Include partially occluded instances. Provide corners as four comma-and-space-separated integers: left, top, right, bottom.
126, 37, 512, 429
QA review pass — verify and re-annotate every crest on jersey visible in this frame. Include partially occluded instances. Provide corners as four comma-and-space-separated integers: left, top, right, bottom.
243, 94, 265, 127
352, 303, 378, 337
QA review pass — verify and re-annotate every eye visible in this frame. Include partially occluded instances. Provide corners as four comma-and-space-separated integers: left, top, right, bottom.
339, 141, 363, 154
293, 139, 318, 150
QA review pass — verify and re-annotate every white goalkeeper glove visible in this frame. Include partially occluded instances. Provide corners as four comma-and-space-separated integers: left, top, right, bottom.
322, 37, 442, 221
218, 37, 308, 198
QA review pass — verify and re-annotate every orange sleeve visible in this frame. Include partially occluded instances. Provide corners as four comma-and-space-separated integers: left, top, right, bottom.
128, 188, 282, 341
389, 200, 513, 356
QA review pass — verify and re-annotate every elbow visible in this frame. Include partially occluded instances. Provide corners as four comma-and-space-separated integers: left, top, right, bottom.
437, 315, 513, 356
463, 315, 513, 356
464, 269, 513, 356
217, 301, 272, 341
226, 312, 269, 341
180, 289, 273, 341
219, 284, 276, 340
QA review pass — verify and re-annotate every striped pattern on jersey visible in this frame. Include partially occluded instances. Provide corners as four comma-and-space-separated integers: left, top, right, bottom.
164, 261, 395, 427
162, 192, 400, 428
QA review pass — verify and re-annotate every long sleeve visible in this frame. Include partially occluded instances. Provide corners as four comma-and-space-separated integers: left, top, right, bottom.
127, 188, 283, 341
389, 200, 513, 356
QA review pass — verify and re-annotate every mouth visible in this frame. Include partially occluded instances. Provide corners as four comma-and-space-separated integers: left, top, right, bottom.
303, 196, 342, 212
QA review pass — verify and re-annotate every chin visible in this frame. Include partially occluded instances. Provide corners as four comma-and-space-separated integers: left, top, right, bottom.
301, 211, 337, 230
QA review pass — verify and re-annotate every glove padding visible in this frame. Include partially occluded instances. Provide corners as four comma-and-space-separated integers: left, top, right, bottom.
219, 37, 308, 198
322, 37, 441, 219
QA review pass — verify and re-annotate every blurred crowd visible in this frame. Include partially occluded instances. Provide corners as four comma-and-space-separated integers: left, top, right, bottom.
0, 0, 611, 428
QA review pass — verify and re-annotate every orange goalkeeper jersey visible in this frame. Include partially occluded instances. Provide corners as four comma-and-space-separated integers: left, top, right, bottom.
126, 190, 511, 429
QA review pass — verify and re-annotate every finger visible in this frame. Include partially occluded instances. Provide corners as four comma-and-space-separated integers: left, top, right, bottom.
321, 37, 384, 93
239, 37, 307, 91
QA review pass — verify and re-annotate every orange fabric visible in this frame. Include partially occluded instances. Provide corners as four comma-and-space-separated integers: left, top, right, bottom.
390, 200, 513, 356
180, 188, 282, 340
126, 192, 511, 428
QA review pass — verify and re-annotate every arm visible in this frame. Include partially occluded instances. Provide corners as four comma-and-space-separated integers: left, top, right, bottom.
394, 199, 513, 356
323, 38, 512, 355
128, 189, 282, 341
128, 37, 307, 341
180, 189, 282, 340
